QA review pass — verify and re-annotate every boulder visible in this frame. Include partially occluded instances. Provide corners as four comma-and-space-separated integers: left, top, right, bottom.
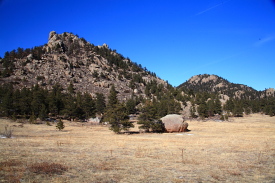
161, 114, 188, 133
88, 117, 101, 125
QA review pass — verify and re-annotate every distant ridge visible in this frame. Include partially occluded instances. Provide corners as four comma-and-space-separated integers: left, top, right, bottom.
177, 74, 274, 99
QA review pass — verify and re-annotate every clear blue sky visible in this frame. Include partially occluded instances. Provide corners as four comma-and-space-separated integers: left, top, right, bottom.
1, 0, 275, 91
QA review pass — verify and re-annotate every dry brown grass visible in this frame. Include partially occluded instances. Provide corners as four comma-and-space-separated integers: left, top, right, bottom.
0, 114, 275, 182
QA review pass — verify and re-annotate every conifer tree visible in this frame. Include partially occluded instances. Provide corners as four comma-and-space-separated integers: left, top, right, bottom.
95, 93, 106, 114
138, 100, 164, 132
107, 85, 118, 109
56, 119, 65, 131
82, 92, 96, 118
126, 98, 136, 114
214, 97, 222, 115
48, 84, 63, 116
233, 101, 243, 117
105, 103, 132, 133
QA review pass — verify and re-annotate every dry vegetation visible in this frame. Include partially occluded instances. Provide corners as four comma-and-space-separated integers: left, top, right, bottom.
0, 114, 275, 183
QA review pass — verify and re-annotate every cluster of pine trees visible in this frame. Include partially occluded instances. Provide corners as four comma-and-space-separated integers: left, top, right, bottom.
187, 91, 275, 118
0, 47, 45, 77
0, 81, 183, 133
0, 81, 274, 133
0, 83, 102, 122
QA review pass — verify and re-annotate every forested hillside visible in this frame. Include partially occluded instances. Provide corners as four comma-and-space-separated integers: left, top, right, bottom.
0, 32, 274, 133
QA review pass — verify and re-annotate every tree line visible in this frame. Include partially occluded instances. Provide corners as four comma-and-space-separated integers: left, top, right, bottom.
0, 83, 102, 122
0, 82, 274, 133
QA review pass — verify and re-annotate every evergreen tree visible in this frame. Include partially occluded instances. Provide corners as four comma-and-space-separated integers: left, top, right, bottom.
126, 98, 136, 114
48, 84, 64, 116
39, 104, 48, 121
82, 92, 96, 118
95, 93, 106, 115
137, 100, 164, 132
198, 102, 208, 119
224, 98, 235, 114
19, 87, 32, 116
105, 103, 132, 133
31, 84, 47, 117
12, 89, 21, 116
207, 99, 215, 117
56, 119, 65, 131
107, 85, 118, 109
1, 85, 13, 117
233, 101, 244, 117
62, 93, 77, 121
214, 97, 222, 115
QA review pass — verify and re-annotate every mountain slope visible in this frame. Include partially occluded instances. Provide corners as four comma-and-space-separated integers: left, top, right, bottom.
177, 74, 274, 99
0, 31, 167, 100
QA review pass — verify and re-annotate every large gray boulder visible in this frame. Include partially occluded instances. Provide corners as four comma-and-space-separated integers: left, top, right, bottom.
161, 114, 188, 133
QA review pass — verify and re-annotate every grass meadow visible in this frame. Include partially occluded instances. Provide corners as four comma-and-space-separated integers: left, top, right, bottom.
0, 114, 275, 182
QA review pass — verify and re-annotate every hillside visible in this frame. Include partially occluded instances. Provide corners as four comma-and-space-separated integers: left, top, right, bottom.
0, 31, 167, 101
0, 32, 274, 120
177, 74, 274, 99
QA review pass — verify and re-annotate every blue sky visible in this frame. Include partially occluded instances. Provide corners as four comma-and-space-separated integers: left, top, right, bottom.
0, 0, 275, 91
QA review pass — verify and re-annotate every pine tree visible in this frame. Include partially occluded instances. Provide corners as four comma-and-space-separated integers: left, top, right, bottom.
1, 86, 13, 117
82, 92, 96, 118
107, 85, 118, 109
198, 102, 208, 119
48, 84, 64, 116
214, 97, 222, 115
126, 98, 136, 114
56, 119, 65, 131
95, 93, 106, 115
39, 104, 48, 121
105, 103, 132, 133
138, 100, 161, 132
31, 84, 47, 117
233, 101, 243, 117
19, 87, 32, 116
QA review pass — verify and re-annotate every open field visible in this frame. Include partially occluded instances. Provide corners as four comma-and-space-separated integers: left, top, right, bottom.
1, 114, 275, 183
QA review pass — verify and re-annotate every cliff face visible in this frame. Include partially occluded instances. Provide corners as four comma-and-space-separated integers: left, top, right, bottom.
0, 31, 167, 100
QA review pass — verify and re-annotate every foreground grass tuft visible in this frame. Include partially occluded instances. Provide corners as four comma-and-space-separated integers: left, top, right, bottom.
28, 162, 68, 175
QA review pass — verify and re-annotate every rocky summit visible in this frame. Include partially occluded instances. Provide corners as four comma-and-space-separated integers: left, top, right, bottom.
177, 74, 274, 99
0, 31, 167, 101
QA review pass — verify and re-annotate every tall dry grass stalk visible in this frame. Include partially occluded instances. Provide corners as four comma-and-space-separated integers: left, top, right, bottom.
0, 114, 275, 182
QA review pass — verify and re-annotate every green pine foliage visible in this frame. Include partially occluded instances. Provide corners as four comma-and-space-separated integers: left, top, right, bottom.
56, 119, 65, 131
105, 103, 133, 133
95, 93, 106, 115
107, 85, 118, 109
137, 100, 166, 133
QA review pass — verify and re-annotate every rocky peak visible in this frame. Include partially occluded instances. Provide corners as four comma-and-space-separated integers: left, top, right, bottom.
178, 74, 259, 99
0, 31, 168, 102
189, 74, 218, 84
49, 31, 57, 40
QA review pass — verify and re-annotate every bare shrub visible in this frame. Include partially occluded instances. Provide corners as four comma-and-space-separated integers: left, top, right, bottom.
28, 162, 68, 175
1, 125, 13, 138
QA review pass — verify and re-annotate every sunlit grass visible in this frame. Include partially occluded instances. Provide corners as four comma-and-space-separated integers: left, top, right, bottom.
0, 114, 274, 182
